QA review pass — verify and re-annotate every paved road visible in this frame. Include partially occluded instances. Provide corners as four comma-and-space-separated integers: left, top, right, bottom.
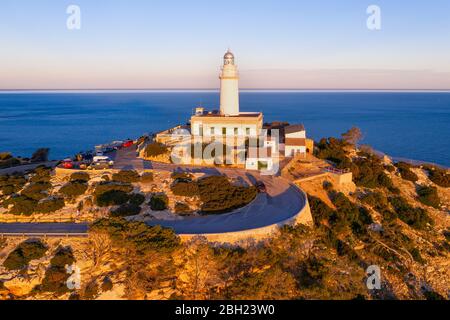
115, 146, 307, 234
0, 161, 58, 175
0, 223, 89, 237
0, 147, 307, 236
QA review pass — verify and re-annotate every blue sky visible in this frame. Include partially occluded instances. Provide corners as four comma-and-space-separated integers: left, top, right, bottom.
1, 0, 449, 89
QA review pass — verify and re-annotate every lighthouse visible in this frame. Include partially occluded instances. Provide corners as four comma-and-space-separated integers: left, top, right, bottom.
219, 50, 240, 116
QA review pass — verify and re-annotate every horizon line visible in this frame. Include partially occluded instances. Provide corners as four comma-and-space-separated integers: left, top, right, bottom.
1, 88, 450, 93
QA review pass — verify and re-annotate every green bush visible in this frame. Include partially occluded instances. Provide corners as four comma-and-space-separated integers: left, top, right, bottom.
416, 185, 440, 208
8, 196, 38, 215
308, 196, 338, 228
39, 246, 75, 295
396, 162, 419, 182
128, 193, 145, 206
389, 196, 433, 230
315, 137, 352, 169
110, 203, 142, 217
29, 166, 52, 183
197, 175, 257, 214
36, 197, 65, 213
90, 217, 180, 254
0, 174, 26, 195
0, 152, 12, 161
3, 240, 47, 270
70, 172, 90, 182
21, 182, 52, 201
171, 171, 193, 181
423, 165, 450, 187
83, 280, 99, 300
59, 181, 88, 198
112, 170, 140, 183
96, 190, 130, 207
171, 181, 199, 197
140, 172, 154, 183
93, 182, 133, 197
144, 142, 168, 157
174, 202, 192, 215
360, 191, 389, 212
150, 194, 168, 211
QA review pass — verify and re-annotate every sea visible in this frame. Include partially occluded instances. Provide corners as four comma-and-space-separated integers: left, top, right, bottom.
0, 91, 449, 167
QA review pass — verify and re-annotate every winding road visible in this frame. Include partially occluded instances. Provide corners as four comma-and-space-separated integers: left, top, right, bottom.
0, 146, 308, 237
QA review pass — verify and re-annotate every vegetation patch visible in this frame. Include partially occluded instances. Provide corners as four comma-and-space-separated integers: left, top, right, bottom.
96, 190, 130, 207
59, 181, 88, 199
416, 185, 440, 208
144, 142, 168, 157
112, 170, 140, 183
396, 162, 419, 182
69, 172, 90, 182
0, 174, 26, 196
389, 196, 433, 230
422, 165, 449, 187
3, 240, 48, 270
38, 246, 76, 295
90, 217, 180, 254
174, 202, 192, 215
110, 203, 142, 217
150, 194, 169, 211
197, 175, 257, 214
140, 172, 154, 183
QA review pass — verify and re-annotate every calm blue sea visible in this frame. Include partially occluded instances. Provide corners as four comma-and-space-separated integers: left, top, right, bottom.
0, 91, 449, 167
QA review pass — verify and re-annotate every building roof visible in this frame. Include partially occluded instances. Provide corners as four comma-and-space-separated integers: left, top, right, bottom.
193, 111, 261, 118
285, 138, 306, 146
247, 147, 272, 159
285, 124, 305, 134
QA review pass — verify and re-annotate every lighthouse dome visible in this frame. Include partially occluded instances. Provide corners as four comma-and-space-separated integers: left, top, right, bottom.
224, 51, 234, 59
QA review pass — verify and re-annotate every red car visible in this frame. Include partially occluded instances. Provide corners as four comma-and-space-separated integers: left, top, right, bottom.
61, 159, 74, 169
122, 140, 134, 148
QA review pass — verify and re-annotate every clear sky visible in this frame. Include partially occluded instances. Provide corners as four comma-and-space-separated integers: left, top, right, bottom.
1, 0, 450, 90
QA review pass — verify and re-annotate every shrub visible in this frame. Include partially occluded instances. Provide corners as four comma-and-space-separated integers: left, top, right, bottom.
0, 156, 20, 169
90, 217, 180, 254
70, 172, 90, 182
83, 280, 99, 300
423, 165, 450, 188
112, 170, 140, 183
0, 152, 12, 161
174, 202, 192, 215
360, 191, 389, 212
29, 166, 52, 183
8, 196, 38, 215
93, 182, 133, 197
308, 196, 337, 228
197, 175, 257, 214
110, 203, 142, 217
31, 148, 49, 162
396, 162, 419, 182
21, 182, 52, 200
150, 194, 168, 211
0, 174, 26, 195
59, 181, 88, 198
3, 240, 48, 270
416, 185, 440, 208
36, 197, 65, 213
129, 193, 146, 206
39, 246, 75, 295
171, 171, 193, 181
144, 142, 168, 157
171, 181, 199, 197
315, 137, 352, 169
297, 255, 328, 288
389, 196, 433, 230
96, 190, 130, 207
140, 172, 154, 183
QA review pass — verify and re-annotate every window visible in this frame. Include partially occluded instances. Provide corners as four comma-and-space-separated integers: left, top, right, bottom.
210, 127, 215, 135
246, 128, 251, 135
199, 125, 203, 136
222, 127, 227, 135
234, 128, 239, 135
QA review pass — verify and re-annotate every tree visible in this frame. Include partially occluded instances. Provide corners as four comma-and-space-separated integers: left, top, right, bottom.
341, 127, 363, 146
31, 148, 50, 162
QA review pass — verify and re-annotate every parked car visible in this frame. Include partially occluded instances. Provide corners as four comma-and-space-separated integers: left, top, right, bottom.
111, 141, 124, 150
88, 156, 114, 170
122, 140, 134, 148
255, 181, 267, 193
61, 158, 74, 169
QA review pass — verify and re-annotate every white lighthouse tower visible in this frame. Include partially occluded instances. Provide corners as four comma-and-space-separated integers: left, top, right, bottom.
219, 50, 240, 116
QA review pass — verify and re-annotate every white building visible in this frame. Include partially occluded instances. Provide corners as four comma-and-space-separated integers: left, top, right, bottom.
284, 124, 307, 157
